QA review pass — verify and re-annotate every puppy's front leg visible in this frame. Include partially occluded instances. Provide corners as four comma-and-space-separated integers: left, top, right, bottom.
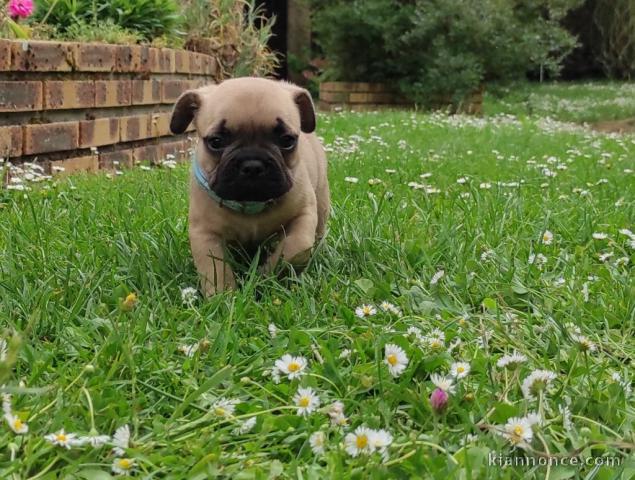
189, 229, 236, 296
265, 211, 318, 274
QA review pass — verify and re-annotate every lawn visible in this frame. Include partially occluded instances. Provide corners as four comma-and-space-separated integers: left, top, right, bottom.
484, 81, 635, 124
1, 107, 634, 479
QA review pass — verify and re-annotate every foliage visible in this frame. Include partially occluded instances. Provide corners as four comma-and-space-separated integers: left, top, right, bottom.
312, 0, 582, 104
31, 0, 181, 43
1, 102, 634, 477
58, 19, 142, 44
593, 0, 635, 79
182, 0, 279, 77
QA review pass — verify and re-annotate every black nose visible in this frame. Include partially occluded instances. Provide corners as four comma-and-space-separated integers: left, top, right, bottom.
239, 159, 266, 177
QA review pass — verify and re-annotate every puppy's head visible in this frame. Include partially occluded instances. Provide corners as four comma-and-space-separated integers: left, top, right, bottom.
170, 77, 316, 203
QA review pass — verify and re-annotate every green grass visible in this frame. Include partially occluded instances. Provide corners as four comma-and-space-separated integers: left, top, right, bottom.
484, 81, 635, 123
1, 109, 634, 479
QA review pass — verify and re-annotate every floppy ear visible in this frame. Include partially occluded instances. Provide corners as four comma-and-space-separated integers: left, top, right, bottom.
170, 89, 204, 134
282, 83, 316, 133
293, 88, 316, 133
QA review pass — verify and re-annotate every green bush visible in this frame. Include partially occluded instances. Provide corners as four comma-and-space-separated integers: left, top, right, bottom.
312, 0, 582, 105
32, 0, 181, 43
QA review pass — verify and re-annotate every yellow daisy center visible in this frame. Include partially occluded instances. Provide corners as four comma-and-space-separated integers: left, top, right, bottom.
214, 407, 226, 416
513, 425, 524, 437
118, 459, 133, 469
457, 366, 465, 373
298, 397, 310, 407
430, 339, 442, 348
362, 306, 372, 315
387, 354, 398, 366
288, 362, 300, 372
56, 433, 67, 442
356, 434, 368, 449
543, 233, 550, 241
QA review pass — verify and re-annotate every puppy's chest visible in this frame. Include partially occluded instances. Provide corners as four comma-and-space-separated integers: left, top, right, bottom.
222, 209, 290, 245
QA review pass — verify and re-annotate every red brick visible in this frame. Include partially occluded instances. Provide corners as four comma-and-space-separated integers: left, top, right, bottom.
133, 144, 161, 164
139, 47, 159, 73
23, 121, 79, 155
0, 125, 22, 157
120, 115, 151, 142
157, 49, 175, 73
0, 40, 10, 70
161, 80, 192, 104
72, 43, 117, 72
80, 118, 120, 148
202, 55, 217, 76
189, 52, 205, 75
50, 155, 98, 176
11, 41, 74, 71
0, 81, 42, 112
99, 149, 134, 170
115, 45, 142, 72
174, 50, 190, 73
43, 80, 95, 110
150, 113, 171, 137
131, 80, 161, 105
95, 80, 131, 108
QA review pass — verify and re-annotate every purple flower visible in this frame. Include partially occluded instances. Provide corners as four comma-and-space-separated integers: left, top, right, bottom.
7, 0, 34, 19
429, 388, 449, 413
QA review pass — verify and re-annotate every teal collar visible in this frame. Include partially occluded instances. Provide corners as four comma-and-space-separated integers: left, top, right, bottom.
192, 155, 276, 215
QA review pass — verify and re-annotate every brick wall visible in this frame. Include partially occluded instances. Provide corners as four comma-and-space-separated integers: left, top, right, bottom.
318, 82, 484, 114
0, 39, 217, 180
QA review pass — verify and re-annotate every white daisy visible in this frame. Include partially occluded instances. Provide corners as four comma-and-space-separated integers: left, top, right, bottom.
384, 344, 408, 377
541, 230, 554, 245
344, 176, 359, 183
0, 338, 7, 361
450, 361, 471, 379
2, 392, 12, 415
293, 387, 320, 416
355, 304, 377, 318
180, 287, 198, 305
268, 323, 278, 339
426, 335, 445, 351
430, 270, 445, 286
344, 426, 375, 457
4, 412, 28, 434
211, 397, 239, 418
309, 431, 326, 455
111, 424, 130, 456
178, 343, 199, 357
521, 370, 557, 399
379, 301, 401, 315
339, 349, 351, 360
232, 416, 257, 435
77, 433, 110, 448
327, 401, 348, 427
502, 416, 533, 445
45, 429, 78, 449
369, 428, 393, 461
592, 232, 608, 240
496, 352, 527, 369
528, 253, 547, 266
274, 354, 308, 380
431, 373, 456, 394
570, 333, 597, 353
112, 458, 136, 475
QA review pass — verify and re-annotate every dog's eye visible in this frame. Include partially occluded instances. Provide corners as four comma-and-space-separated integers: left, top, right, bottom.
279, 134, 297, 151
206, 136, 226, 151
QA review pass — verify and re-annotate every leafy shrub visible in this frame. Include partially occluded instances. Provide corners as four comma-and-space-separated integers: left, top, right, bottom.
312, 0, 582, 105
32, 0, 181, 43
183, 0, 279, 77
60, 19, 142, 44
